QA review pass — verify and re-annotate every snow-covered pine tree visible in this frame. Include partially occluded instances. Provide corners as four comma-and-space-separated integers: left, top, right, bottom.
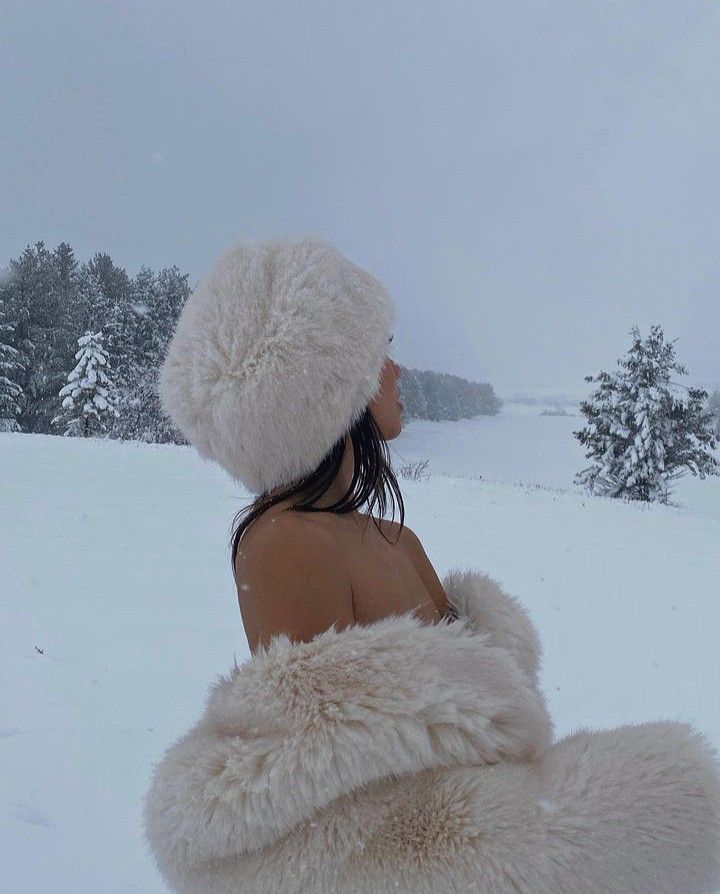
573, 324, 719, 503
707, 389, 720, 439
79, 253, 133, 372
51, 330, 120, 437
0, 289, 26, 432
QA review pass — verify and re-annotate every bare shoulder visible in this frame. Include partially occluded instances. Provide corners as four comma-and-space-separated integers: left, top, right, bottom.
375, 516, 422, 554
381, 519, 452, 616
237, 503, 333, 553
234, 505, 343, 586
234, 506, 354, 654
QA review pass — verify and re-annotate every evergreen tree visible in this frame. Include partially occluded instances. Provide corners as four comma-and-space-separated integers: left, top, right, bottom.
51, 330, 119, 437
80, 252, 133, 368
0, 241, 85, 433
107, 264, 191, 443
574, 324, 719, 503
9, 242, 58, 431
53, 241, 81, 309
85, 251, 131, 309
707, 389, 720, 439
0, 286, 26, 431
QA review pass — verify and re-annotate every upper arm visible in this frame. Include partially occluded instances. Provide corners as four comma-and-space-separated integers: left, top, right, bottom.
399, 524, 453, 618
235, 514, 355, 653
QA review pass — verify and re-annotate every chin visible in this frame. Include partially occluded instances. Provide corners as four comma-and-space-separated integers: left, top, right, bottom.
389, 418, 403, 440
374, 408, 403, 440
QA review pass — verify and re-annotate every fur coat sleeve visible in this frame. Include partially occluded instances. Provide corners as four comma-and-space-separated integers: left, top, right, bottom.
143, 568, 720, 894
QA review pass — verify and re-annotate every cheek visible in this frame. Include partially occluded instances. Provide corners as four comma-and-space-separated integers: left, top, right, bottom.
371, 361, 395, 409
384, 359, 396, 389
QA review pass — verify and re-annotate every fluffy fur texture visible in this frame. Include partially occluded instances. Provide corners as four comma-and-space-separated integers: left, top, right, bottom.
143, 569, 720, 894
157, 235, 395, 494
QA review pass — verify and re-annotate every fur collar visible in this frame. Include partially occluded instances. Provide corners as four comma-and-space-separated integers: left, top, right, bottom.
144, 568, 553, 870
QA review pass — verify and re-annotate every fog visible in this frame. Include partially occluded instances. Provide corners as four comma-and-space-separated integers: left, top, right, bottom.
2, 0, 718, 394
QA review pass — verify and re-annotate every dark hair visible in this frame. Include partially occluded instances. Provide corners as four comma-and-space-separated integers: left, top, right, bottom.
229, 404, 405, 582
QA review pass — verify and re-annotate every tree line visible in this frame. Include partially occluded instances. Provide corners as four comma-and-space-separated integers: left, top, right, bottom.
1, 242, 718, 506
0, 241, 502, 443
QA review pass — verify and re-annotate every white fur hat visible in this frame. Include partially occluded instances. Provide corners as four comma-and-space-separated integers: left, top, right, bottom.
158, 235, 396, 494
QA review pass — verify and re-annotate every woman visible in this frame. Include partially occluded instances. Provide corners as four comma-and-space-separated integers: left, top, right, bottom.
144, 235, 720, 894
232, 350, 455, 656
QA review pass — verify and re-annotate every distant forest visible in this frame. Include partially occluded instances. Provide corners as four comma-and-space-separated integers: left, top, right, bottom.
0, 240, 502, 443
396, 366, 501, 420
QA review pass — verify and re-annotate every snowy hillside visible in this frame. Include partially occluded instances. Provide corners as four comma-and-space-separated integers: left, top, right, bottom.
1, 405, 719, 892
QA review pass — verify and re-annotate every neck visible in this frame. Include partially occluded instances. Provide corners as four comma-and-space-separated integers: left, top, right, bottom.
309, 435, 359, 512
267, 436, 365, 521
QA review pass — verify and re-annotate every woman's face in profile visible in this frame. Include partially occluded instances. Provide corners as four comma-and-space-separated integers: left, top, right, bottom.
368, 339, 403, 440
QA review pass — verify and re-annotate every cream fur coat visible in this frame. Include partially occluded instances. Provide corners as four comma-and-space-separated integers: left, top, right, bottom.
143, 568, 720, 893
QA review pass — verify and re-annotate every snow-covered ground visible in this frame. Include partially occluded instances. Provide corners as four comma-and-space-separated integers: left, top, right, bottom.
1, 403, 719, 892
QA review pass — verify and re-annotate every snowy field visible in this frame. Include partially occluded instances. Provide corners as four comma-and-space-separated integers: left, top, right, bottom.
1, 402, 719, 892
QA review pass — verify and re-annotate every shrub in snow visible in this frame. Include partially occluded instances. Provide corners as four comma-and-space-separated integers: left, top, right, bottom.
573, 324, 719, 503
398, 458, 431, 480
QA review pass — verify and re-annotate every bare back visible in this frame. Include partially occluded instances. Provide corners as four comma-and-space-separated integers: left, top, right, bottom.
235, 499, 450, 654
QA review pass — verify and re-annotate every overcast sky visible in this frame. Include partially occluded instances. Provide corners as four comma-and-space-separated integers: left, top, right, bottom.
2, 0, 719, 396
